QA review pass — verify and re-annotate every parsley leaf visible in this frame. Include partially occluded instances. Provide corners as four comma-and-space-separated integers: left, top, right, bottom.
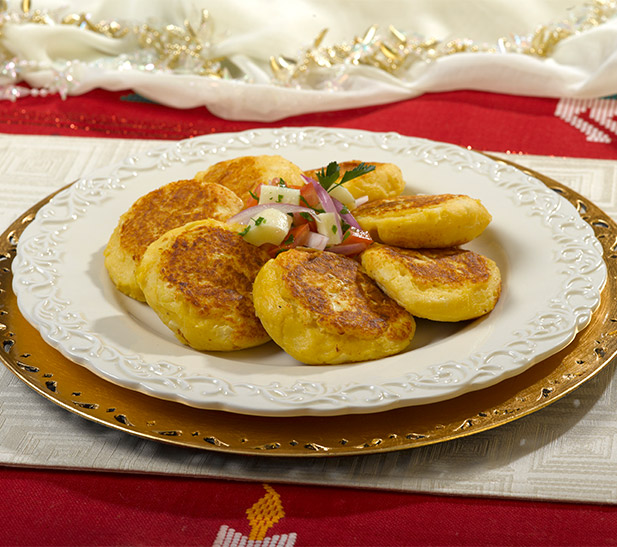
340, 162, 375, 185
315, 162, 341, 191
315, 161, 375, 192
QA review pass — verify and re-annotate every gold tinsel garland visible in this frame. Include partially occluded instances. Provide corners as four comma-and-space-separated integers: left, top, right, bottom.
270, 0, 617, 85
0, 0, 615, 100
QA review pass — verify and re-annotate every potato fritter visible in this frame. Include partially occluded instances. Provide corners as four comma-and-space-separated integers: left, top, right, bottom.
195, 155, 305, 206
136, 219, 271, 351
361, 244, 501, 322
353, 194, 492, 249
252, 249, 416, 364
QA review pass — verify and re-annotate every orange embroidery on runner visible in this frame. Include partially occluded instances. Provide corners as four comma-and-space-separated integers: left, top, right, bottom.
246, 483, 285, 541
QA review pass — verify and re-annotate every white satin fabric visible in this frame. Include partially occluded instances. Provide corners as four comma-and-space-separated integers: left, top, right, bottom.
1, 0, 617, 120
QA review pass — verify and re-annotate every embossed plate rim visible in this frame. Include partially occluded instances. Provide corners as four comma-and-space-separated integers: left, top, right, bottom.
9, 128, 608, 416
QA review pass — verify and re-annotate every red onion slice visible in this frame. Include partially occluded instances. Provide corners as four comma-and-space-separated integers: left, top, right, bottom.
327, 242, 370, 256
227, 203, 319, 225
304, 232, 329, 251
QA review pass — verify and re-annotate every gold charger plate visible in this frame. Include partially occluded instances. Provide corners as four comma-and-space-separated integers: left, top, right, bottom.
1, 156, 616, 457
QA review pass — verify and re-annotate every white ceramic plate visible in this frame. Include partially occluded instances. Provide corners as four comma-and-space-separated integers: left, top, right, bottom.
12, 128, 606, 417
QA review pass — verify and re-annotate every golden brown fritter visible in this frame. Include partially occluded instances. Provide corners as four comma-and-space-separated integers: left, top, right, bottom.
353, 194, 492, 248
136, 219, 271, 351
361, 244, 501, 322
104, 180, 243, 301
194, 155, 305, 205
252, 249, 416, 364
304, 160, 405, 201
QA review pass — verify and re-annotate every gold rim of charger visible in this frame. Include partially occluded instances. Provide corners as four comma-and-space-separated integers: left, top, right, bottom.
0, 154, 616, 457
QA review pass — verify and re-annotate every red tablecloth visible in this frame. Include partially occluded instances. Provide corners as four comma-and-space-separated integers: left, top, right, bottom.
2, 89, 617, 160
1, 89, 617, 546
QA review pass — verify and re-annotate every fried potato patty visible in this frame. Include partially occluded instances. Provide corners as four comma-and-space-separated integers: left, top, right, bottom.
304, 160, 405, 201
136, 219, 271, 351
104, 180, 243, 301
354, 194, 492, 248
361, 244, 501, 322
195, 155, 305, 206
252, 249, 416, 364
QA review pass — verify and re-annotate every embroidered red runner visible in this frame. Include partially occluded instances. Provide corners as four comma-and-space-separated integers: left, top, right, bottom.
2, 89, 617, 159
0, 468, 614, 546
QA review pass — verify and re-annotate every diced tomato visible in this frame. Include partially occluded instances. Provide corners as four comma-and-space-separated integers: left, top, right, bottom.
290, 211, 317, 231
260, 224, 312, 258
331, 226, 373, 256
299, 183, 322, 209
344, 226, 372, 244
291, 223, 312, 247
244, 183, 263, 208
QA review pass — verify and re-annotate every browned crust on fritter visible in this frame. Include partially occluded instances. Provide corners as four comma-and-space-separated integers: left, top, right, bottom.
376, 246, 493, 288
158, 223, 270, 330
119, 179, 241, 263
279, 250, 413, 341
354, 194, 460, 218
196, 156, 262, 203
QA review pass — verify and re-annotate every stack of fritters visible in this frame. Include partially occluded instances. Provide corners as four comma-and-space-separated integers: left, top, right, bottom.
104, 179, 243, 301
352, 193, 501, 323
104, 154, 502, 365
104, 156, 298, 351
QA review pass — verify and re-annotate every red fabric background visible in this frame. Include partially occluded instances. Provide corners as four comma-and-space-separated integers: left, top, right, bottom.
0, 467, 615, 546
1, 89, 617, 546
0, 89, 616, 159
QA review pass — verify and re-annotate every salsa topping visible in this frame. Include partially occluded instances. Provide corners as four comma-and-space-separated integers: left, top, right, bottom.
227, 161, 374, 258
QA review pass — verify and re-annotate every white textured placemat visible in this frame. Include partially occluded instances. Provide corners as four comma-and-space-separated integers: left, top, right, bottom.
1, 133, 616, 504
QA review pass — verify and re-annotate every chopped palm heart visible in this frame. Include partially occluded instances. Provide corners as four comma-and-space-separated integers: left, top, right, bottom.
259, 185, 301, 205
315, 212, 342, 245
228, 162, 374, 257
328, 184, 357, 210
240, 208, 292, 247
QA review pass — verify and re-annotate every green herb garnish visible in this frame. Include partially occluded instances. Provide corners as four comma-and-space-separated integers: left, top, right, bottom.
315, 161, 375, 192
